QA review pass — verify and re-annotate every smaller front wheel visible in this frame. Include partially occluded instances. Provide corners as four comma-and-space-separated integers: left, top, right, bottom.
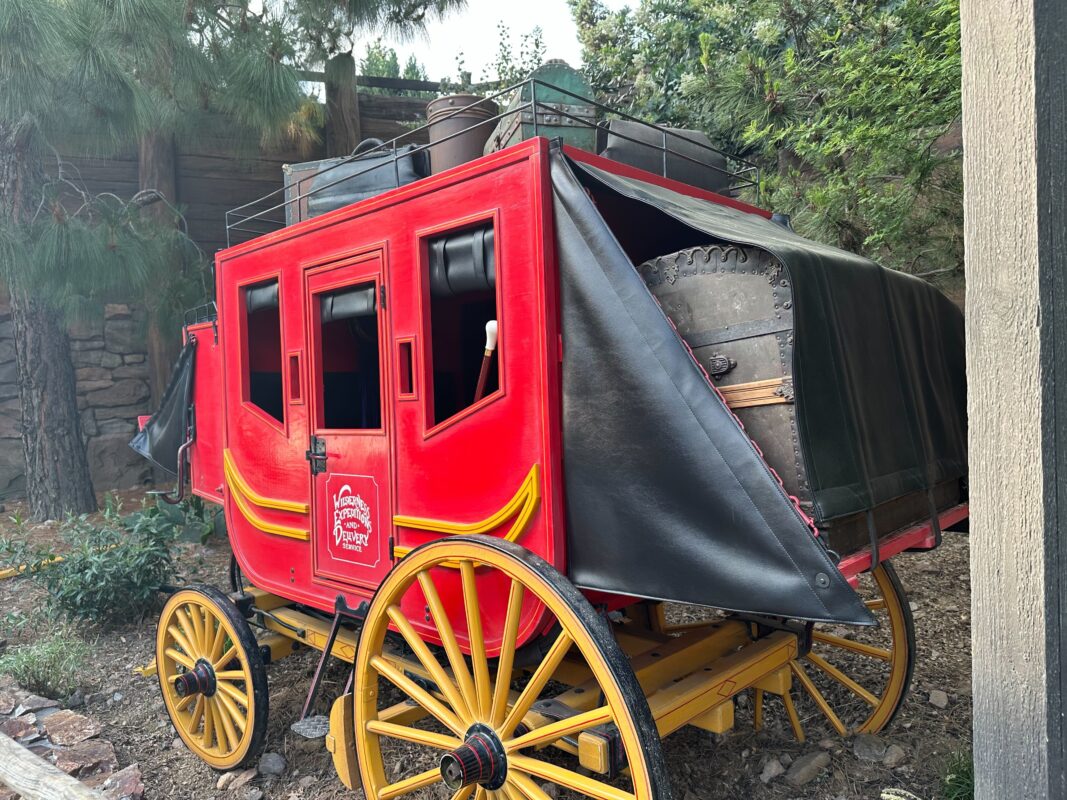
156, 585, 269, 770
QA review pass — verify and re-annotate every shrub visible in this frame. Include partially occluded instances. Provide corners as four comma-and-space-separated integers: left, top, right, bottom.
0, 635, 90, 698
941, 750, 975, 800
0, 500, 183, 625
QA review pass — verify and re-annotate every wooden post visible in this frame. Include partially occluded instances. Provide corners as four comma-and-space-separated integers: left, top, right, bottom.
325, 53, 362, 157
962, 0, 1066, 797
0, 732, 103, 799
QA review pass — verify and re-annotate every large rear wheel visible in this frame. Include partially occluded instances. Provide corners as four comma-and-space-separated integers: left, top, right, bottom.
769, 561, 914, 739
353, 537, 672, 800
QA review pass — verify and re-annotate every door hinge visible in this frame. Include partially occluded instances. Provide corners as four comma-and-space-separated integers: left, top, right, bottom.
379, 284, 386, 311
305, 435, 328, 476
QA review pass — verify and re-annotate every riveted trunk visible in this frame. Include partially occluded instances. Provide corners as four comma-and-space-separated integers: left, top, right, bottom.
0, 120, 96, 519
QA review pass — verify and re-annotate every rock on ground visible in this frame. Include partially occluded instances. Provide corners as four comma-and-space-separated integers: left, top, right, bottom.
259, 751, 287, 776
883, 744, 908, 767
760, 757, 786, 784
929, 689, 950, 708
852, 733, 888, 762
785, 751, 832, 787
101, 764, 145, 800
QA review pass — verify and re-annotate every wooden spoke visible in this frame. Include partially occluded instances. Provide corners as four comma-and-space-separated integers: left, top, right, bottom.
210, 620, 227, 663
213, 645, 237, 672
782, 689, 805, 743
214, 670, 247, 681
505, 705, 613, 752
365, 719, 462, 751
508, 771, 555, 800
753, 688, 764, 731
204, 699, 221, 752
187, 696, 205, 733
460, 560, 491, 719
215, 680, 249, 708
417, 571, 479, 720
175, 694, 197, 713
805, 652, 879, 707
492, 580, 525, 726
501, 630, 573, 736
215, 689, 248, 735
500, 783, 525, 800
386, 605, 472, 723
164, 647, 195, 670
370, 655, 465, 737
452, 786, 476, 800
175, 607, 202, 654
188, 604, 206, 652
812, 631, 892, 662
214, 695, 240, 751
474, 788, 487, 800
167, 624, 196, 659
866, 598, 887, 611
509, 754, 635, 800
377, 767, 441, 800
790, 661, 847, 737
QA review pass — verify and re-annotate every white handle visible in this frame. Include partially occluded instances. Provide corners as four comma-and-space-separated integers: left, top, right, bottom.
484, 319, 498, 352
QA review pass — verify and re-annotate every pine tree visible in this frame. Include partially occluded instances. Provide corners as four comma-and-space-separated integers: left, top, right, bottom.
1, 0, 464, 520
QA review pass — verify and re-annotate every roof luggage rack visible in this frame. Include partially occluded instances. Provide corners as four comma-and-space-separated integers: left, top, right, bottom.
225, 77, 760, 248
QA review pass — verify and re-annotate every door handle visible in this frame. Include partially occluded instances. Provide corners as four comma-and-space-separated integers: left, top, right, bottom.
306, 435, 328, 476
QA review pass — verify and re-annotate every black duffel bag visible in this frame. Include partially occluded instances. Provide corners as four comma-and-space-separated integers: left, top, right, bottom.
305, 138, 430, 218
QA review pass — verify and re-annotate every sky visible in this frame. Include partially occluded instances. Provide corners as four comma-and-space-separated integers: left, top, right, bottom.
357, 0, 633, 82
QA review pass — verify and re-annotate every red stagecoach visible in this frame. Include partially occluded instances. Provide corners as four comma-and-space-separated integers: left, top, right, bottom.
132, 78, 967, 799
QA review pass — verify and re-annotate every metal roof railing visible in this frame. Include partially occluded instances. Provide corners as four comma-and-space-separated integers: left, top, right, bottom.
225, 78, 760, 248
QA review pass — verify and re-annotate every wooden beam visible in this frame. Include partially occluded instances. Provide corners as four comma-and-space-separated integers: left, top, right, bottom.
962, 0, 1067, 797
0, 732, 103, 799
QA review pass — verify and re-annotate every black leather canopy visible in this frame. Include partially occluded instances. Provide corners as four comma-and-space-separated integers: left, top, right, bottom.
551, 148, 874, 624
567, 156, 967, 523
129, 340, 195, 475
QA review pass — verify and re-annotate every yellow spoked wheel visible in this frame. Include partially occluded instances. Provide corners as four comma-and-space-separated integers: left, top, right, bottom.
156, 585, 269, 770
771, 561, 914, 740
354, 537, 670, 800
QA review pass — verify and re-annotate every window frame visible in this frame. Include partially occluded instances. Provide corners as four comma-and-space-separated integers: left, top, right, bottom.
418, 212, 505, 438
239, 274, 287, 431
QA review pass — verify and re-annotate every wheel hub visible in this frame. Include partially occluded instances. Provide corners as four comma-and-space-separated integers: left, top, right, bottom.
173, 658, 217, 698
439, 723, 508, 791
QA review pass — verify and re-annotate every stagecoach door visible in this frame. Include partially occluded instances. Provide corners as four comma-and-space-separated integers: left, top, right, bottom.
305, 252, 393, 591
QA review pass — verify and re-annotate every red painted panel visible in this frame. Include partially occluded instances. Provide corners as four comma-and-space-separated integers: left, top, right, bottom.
215, 140, 566, 653
186, 322, 224, 505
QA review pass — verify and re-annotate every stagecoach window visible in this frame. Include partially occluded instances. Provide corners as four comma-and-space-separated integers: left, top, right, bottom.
243, 278, 284, 424
426, 222, 498, 425
315, 282, 382, 430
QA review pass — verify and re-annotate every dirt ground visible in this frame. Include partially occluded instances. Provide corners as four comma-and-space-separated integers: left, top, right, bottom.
0, 491, 971, 800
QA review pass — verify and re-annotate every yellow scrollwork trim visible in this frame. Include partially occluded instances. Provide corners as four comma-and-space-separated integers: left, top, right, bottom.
224, 450, 310, 514
228, 484, 310, 541
392, 465, 541, 559
223, 449, 310, 541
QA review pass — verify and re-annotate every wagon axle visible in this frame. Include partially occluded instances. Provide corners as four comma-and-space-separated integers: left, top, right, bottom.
439, 724, 508, 791
172, 659, 216, 699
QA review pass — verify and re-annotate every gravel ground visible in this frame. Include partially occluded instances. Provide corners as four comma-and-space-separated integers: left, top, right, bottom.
0, 492, 971, 800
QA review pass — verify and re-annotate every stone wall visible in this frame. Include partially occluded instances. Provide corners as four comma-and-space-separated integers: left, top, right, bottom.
0, 301, 153, 500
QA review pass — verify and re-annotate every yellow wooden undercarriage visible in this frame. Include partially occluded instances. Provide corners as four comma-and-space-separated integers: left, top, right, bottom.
147, 545, 910, 799
161, 576, 900, 790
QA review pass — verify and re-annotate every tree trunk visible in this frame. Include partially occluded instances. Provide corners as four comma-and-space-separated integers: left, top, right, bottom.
0, 120, 96, 519
138, 130, 180, 408
325, 53, 362, 157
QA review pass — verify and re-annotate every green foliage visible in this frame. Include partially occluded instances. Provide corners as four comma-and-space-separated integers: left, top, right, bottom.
486, 23, 547, 85
941, 750, 975, 800
359, 39, 431, 95
571, 0, 964, 280
0, 500, 186, 625
0, 635, 91, 697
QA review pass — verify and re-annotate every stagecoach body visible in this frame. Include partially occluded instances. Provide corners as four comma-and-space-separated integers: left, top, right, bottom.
135, 93, 967, 798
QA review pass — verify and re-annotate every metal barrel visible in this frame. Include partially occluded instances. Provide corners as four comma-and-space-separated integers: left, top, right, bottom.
426, 94, 500, 174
